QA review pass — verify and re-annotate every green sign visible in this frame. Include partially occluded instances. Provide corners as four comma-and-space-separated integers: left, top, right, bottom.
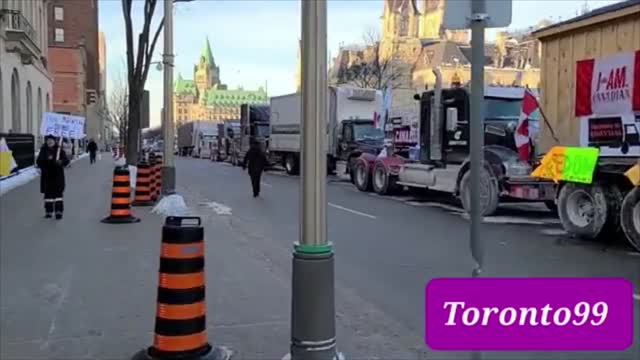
560, 147, 599, 184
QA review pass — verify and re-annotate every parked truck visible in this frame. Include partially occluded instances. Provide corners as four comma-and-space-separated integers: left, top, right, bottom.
268, 86, 384, 176
354, 69, 555, 216
177, 121, 218, 157
213, 119, 241, 162
530, 7, 639, 251
229, 104, 270, 166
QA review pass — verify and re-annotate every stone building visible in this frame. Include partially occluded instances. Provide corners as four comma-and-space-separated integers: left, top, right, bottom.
0, 0, 52, 138
174, 38, 268, 124
329, 0, 548, 109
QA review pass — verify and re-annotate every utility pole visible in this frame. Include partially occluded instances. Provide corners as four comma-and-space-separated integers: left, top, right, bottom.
162, 0, 176, 194
288, 1, 342, 359
469, 1, 486, 359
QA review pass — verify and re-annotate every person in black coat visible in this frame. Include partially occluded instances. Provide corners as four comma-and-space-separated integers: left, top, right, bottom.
87, 139, 98, 164
37, 135, 70, 219
242, 140, 268, 197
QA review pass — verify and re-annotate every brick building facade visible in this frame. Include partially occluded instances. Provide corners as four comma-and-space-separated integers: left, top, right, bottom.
47, 0, 102, 141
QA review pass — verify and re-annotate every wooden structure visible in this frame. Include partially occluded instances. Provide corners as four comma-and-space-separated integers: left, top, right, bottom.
533, 0, 640, 153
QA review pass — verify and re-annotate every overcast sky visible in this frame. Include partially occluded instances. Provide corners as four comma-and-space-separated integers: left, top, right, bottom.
99, 0, 621, 128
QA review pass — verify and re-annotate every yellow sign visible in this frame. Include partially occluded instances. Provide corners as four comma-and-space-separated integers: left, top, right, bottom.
531, 146, 599, 184
625, 164, 640, 186
0, 151, 14, 177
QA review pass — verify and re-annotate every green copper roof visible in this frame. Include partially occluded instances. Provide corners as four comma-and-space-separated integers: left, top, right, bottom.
200, 37, 215, 65
174, 75, 196, 96
201, 88, 268, 108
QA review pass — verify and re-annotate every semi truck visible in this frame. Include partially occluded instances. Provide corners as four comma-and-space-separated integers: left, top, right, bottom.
213, 119, 240, 162
229, 104, 270, 166
176, 121, 218, 157
354, 69, 555, 216
268, 86, 384, 176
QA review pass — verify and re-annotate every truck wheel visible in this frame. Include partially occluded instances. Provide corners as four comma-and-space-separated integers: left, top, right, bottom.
354, 161, 372, 192
557, 182, 623, 241
459, 167, 500, 216
372, 163, 398, 195
620, 187, 640, 252
285, 154, 299, 175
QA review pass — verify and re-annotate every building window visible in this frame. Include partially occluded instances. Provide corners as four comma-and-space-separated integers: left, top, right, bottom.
55, 28, 64, 42
11, 69, 21, 132
54, 6, 64, 21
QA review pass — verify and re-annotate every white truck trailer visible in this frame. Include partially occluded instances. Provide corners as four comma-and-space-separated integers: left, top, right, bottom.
268, 86, 384, 176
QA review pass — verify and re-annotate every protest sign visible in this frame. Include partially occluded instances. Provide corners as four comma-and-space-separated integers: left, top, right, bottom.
40, 112, 86, 139
531, 146, 599, 184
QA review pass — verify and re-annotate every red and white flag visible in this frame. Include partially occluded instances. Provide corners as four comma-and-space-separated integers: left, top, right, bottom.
575, 50, 640, 116
515, 89, 539, 163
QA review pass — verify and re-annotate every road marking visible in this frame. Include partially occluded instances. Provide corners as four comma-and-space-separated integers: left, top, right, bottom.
540, 228, 567, 236
633, 293, 640, 302
261, 182, 273, 188
328, 202, 377, 219
199, 201, 232, 215
406, 201, 463, 213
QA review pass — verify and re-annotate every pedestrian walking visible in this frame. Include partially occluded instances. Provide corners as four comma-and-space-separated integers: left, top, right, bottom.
87, 138, 98, 164
242, 140, 267, 197
36, 135, 70, 219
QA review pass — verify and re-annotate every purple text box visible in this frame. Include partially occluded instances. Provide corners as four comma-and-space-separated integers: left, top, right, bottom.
425, 278, 633, 351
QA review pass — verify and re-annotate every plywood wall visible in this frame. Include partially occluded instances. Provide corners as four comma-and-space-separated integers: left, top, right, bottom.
538, 13, 640, 153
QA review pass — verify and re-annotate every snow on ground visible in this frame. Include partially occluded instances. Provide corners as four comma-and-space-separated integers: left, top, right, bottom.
114, 157, 126, 166
198, 201, 233, 215
152, 194, 190, 216
0, 152, 90, 197
0, 167, 40, 196
128, 165, 137, 188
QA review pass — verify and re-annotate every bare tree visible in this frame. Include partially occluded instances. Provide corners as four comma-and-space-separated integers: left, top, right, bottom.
106, 65, 129, 150
121, 0, 165, 165
335, 29, 403, 91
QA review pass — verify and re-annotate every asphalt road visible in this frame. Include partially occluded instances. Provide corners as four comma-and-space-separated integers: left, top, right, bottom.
180, 156, 640, 360
1, 155, 638, 359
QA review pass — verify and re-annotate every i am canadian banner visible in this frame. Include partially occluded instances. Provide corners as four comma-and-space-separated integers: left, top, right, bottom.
575, 50, 640, 116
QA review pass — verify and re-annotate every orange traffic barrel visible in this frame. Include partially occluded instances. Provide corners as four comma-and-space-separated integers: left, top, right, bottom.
101, 166, 140, 224
149, 154, 159, 202
132, 216, 224, 360
154, 155, 164, 198
133, 161, 154, 207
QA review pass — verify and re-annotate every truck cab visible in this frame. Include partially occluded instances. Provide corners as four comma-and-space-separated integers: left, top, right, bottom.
335, 119, 384, 170
234, 104, 270, 166
356, 70, 555, 216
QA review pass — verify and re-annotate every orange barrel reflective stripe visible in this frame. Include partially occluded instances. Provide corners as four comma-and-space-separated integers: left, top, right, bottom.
132, 216, 218, 360
133, 161, 154, 207
101, 166, 140, 224
155, 156, 164, 198
149, 154, 159, 202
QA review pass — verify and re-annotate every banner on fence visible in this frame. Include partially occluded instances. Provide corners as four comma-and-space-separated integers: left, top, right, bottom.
41, 112, 86, 139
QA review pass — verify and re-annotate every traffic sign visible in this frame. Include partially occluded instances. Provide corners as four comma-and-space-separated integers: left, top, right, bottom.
443, 0, 512, 29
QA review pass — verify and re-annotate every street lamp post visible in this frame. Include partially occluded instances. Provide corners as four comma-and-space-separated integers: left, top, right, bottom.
161, 0, 176, 194
288, 1, 342, 360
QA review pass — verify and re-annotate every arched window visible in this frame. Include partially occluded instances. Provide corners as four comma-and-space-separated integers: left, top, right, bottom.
46, 93, 50, 112
26, 81, 33, 134
11, 69, 21, 132
37, 88, 43, 139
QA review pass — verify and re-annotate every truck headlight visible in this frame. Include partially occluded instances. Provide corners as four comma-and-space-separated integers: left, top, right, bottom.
503, 160, 531, 177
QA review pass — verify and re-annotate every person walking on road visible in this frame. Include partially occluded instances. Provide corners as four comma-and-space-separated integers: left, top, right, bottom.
37, 135, 70, 220
87, 138, 98, 164
242, 140, 267, 198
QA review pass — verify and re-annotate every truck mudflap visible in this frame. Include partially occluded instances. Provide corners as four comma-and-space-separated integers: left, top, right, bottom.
375, 155, 406, 176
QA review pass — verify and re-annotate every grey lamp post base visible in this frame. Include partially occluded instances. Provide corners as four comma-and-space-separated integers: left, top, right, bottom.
285, 243, 344, 360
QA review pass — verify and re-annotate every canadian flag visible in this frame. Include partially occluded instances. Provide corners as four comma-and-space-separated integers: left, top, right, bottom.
514, 89, 539, 163
575, 50, 640, 116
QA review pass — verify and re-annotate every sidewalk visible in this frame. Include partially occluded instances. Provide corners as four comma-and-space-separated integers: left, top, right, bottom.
0, 156, 423, 359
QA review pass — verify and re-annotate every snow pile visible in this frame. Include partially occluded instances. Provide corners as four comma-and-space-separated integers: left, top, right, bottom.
75, 153, 89, 161
0, 167, 40, 196
114, 157, 126, 166
128, 165, 137, 188
199, 201, 233, 215
152, 194, 190, 216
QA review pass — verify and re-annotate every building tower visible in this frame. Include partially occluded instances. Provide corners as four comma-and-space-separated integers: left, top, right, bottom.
418, 0, 468, 43
381, 0, 420, 40
193, 37, 220, 97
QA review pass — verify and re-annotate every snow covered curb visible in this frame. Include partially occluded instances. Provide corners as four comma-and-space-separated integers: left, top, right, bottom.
152, 194, 190, 216
0, 152, 89, 197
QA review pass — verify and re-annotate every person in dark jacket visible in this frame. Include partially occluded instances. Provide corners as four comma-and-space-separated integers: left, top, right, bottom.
242, 140, 268, 197
87, 139, 98, 164
37, 135, 70, 219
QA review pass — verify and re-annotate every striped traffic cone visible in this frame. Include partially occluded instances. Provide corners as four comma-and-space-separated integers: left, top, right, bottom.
132, 216, 229, 360
132, 161, 154, 206
101, 166, 140, 224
